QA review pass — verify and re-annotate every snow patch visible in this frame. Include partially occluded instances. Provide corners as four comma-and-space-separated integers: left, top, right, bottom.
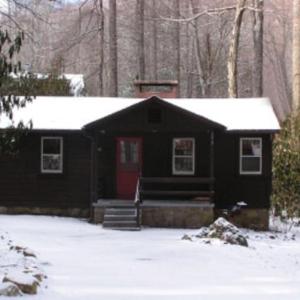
0, 215, 300, 299
63, 74, 85, 96
0, 230, 46, 296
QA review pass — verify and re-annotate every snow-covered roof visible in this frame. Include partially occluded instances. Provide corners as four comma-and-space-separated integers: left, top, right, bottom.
165, 98, 280, 131
0, 96, 280, 131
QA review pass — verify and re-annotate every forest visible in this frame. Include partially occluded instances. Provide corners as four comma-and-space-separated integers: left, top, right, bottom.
0, 0, 295, 121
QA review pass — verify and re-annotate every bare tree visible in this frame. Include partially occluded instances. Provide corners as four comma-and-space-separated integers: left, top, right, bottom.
252, 0, 263, 97
109, 0, 118, 96
151, 0, 158, 80
293, 0, 300, 110
94, 0, 105, 95
175, 0, 180, 96
227, 0, 246, 98
136, 0, 145, 80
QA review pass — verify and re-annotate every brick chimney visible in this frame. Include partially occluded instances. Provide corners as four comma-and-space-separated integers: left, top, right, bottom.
133, 80, 178, 98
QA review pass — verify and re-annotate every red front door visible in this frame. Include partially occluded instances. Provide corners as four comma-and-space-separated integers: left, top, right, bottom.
116, 137, 142, 199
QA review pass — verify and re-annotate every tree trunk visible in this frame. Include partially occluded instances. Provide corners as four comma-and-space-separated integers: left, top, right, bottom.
252, 0, 264, 97
77, 6, 82, 74
227, 0, 246, 98
152, 0, 158, 80
136, 0, 145, 80
109, 0, 118, 96
186, 21, 194, 98
293, 0, 300, 111
96, 0, 104, 96
191, 0, 206, 97
175, 0, 180, 97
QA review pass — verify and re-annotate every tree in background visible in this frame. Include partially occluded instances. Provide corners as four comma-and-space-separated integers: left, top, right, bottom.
0, 0, 294, 119
251, 0, 264, 97
1, 74, 72, 97
109, 0, 118, 96
272, 0, 300, 220
293, 0, 300, 111
0, 29, 32, 155
272, 110, 300, 219
227, 0, 246, 98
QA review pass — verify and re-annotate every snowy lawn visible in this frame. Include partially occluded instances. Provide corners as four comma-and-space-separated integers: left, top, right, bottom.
0, 215, 300, 300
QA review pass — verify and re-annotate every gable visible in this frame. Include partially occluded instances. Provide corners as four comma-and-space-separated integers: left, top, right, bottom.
84, 97, 226, 132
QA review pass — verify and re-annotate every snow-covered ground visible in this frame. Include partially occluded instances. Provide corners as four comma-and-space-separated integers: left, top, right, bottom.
0, 215, 300, 300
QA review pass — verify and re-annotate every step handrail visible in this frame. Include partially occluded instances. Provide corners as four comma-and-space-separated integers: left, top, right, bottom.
134, 177, 141, 227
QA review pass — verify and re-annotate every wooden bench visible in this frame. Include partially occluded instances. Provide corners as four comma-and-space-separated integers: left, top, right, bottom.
139, 177, 214, 202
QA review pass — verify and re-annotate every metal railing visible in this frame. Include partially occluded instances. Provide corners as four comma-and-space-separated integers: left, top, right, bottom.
134, 177, 141, 227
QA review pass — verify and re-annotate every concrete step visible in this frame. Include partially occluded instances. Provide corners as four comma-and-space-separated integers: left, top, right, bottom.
105, 208, 136, 216
104, 202, 136, 209
103, 205, 140, 230
103, 220, 139, 228
104, 215, 137, 222
106, 227, 141, 231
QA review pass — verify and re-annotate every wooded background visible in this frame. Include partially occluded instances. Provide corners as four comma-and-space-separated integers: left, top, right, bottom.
0, 0, 294, 120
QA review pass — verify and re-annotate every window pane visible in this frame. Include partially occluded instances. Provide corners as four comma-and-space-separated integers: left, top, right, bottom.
174, 139, 193, 156
43, 139, 61, 154
242, 157, 260, 172
242, 139, 261, 156
43, 155, 61, 171
174, 157, 193, 172
120, 141, 138, 164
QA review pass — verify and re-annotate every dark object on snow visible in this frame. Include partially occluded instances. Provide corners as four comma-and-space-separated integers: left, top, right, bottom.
196, 217, 248, 247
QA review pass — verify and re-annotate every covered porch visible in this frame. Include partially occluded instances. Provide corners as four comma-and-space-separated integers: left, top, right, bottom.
86, 96, 220, 229
93, 174, 215, 229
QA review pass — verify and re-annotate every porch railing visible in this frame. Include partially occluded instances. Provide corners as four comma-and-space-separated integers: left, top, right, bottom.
134, 177, 141, 227
139, 177, 215, 202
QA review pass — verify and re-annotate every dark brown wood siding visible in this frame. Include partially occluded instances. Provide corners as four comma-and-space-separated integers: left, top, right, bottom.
92, 99, 273, 209
214, 132, 272, 209
94, 99, 272, 208
0, 98, 274, 211
0, 131, 91, 209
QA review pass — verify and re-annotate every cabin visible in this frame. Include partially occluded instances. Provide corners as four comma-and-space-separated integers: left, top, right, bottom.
0, 81, 280, 230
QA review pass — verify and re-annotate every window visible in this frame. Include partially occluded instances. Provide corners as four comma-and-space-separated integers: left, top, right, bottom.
173, 138, 195, 175
240, 138, 262, 175
41, 137, 63, 173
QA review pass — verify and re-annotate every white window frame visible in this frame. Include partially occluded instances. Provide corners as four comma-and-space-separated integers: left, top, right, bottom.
239, 137, 262, 175
172, 138, 195, 175
41, 137, 63, 174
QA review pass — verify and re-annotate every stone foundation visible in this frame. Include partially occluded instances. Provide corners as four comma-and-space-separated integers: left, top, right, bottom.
141, 203, 214, 228
214, 208, 269, 231
92, 201, 268, 230
93, 207, 105, 224
0, 206, 89, 218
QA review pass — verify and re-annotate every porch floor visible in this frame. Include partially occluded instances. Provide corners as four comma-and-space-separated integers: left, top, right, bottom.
94, 199, 214, 208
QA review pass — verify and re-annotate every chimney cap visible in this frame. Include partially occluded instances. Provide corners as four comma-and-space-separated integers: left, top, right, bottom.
133, 80, 178, 86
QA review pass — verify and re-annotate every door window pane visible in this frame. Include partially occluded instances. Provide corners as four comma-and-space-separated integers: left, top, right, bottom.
120, 141, 138, 164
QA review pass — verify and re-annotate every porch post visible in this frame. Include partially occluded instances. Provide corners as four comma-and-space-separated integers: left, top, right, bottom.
209, 130, 215, 192
89, 132, 98, 221
94, 134, 99, 202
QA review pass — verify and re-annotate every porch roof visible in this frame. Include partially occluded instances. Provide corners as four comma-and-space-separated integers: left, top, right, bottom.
0, 96, 280, 131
